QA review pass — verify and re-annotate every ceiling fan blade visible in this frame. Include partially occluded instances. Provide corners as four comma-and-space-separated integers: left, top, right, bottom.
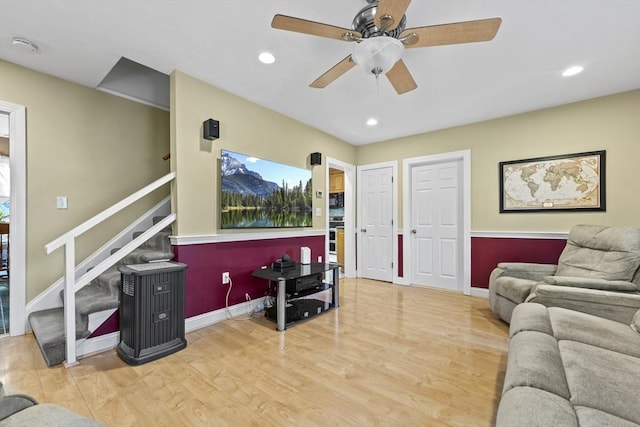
375, 0, 412, 31
272, 14, 361, 41
385, 60, 417, 94
309, 55, 357, 88
400, 17, 502, 48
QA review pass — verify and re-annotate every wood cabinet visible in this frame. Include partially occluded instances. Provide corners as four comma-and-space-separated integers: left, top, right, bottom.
337, 229, 345, 266
329, 169, 344, 193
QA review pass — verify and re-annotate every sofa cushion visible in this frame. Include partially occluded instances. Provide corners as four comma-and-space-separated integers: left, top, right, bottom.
502, 331, 571, 399
543, 276, 638, 292
548, 307, 640, 358
575, 407, 640, 427
497, 387, 578, 427
560, 341, 640, 425
555, 225, 640, 281
493, 276, 537, 304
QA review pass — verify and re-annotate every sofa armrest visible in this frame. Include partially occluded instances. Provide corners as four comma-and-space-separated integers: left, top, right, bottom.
526, 284, 640, 324
542, 276, 638, 292
0, 395, 38, 421
497, 263, 558, 281
490, 263, 557, 284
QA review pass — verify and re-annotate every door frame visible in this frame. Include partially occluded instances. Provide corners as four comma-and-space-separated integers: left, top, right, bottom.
0, 100, 27, 335
402, 150, 471, 294
356, 161, 398, 282
325, 158, 356, 278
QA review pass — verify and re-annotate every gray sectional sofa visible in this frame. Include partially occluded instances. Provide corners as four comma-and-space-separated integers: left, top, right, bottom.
496, 302, 640, 427
489, 224, 640, 324
0, 382, 101, 426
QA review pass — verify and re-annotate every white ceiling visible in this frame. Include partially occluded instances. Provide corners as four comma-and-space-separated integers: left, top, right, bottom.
1, 0, 639, 145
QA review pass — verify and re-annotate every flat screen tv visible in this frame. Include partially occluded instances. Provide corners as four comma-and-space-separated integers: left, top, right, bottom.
220, 150, 313, 229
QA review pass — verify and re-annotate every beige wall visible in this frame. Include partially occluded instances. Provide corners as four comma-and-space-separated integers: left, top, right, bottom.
0, 137, 8, 156
357, 90, 640, 232
170, 70, 356, 235
0, 60, 170, 301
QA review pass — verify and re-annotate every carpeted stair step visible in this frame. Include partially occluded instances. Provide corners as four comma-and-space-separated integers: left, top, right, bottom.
121, 247, 174, 264
28, 308, 91, 367
30, 219, 174, 367
134, 231, 173, 253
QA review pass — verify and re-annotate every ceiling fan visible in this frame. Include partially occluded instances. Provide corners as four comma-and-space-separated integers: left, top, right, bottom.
271, 0, 502, 94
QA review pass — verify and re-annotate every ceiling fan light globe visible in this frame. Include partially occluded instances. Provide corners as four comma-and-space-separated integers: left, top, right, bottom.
352, 36, 404, 76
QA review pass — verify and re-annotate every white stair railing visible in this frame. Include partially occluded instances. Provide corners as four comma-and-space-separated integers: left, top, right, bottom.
44, 172, 176, 367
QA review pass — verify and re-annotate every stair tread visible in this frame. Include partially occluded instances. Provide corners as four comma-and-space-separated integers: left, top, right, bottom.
76, 287, 119, 314
123, 248, 174, 264
28, 308, 91, 367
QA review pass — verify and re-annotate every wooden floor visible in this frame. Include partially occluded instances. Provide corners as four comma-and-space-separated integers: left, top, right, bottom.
0, 279, 509, 426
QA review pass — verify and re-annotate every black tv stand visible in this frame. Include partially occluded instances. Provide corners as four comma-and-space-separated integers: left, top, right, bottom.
252, 263, 340, 331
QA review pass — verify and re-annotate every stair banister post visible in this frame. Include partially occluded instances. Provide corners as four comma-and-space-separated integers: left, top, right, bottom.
64, 239, 78, 367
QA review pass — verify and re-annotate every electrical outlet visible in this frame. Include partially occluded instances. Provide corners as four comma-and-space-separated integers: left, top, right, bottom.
222, 272, 230, 284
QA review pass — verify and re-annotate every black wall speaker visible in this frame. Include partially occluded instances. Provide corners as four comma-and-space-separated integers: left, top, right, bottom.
203, 119, 219, 140
310, 152, 322, 166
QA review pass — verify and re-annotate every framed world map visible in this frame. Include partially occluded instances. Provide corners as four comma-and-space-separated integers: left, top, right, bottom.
499, 150, 606, 213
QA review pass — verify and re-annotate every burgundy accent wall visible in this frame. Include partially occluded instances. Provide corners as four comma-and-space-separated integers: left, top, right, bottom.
471, 237, 567, 288
394, 234, 566, 288
89, 234, 324, 338
173, 235, 325, 318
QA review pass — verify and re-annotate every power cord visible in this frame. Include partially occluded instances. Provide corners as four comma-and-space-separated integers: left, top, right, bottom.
224, 277, 255, 321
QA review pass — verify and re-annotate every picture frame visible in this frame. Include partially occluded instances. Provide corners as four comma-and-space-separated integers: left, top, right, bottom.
220, 149, 313, 229
499, 150, 606, 213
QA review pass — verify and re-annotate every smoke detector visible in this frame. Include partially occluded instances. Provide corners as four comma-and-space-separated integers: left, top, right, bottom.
12, 37, 40, 53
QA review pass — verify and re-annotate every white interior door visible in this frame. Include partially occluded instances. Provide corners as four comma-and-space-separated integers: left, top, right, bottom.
360, 166, 393, 282
410, 160, 461, 290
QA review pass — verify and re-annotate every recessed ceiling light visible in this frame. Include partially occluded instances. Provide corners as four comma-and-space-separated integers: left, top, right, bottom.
562, 66, 584, 77
366, 118, 378, 126
258, 52, 275, 64
12, 37, 39, 53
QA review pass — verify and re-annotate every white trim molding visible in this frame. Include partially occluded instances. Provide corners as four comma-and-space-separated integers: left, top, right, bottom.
471, 231, 568, 239
171, 229, 326, 246
0, 100, 27, 336
470, 287, 490, 298
326, 157, 357, 278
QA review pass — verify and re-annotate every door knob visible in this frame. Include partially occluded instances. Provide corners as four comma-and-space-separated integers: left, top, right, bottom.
411, 229, 417, 234
360, 228, 367, 233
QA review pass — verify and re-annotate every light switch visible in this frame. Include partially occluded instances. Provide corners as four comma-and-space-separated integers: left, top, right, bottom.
56, 196, 68, 209
315, 207, 321, 216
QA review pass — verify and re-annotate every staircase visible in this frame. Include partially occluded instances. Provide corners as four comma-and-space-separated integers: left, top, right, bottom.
29, 217, 175, 367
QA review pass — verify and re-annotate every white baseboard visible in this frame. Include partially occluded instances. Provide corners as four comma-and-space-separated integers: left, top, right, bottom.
470, 287, 489, 298
184, 297, 266, 332
76, 298, 266, 361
